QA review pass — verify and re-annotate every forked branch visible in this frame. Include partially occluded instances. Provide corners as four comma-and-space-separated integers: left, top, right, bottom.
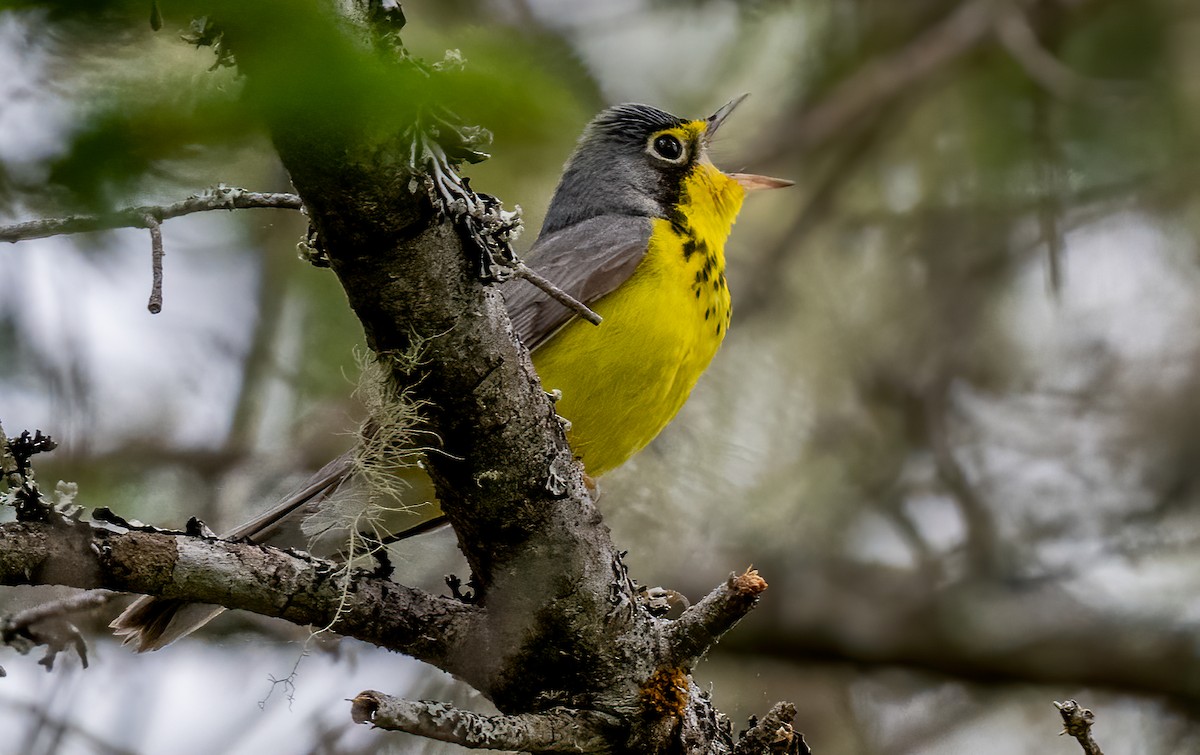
0, 187, 304, 243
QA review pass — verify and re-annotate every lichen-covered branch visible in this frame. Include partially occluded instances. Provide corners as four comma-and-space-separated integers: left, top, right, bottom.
0, 520, 480, 675
350, 691, 621, 752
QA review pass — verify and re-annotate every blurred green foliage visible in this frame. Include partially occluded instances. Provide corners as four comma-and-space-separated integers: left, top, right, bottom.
0, 0, 592, 212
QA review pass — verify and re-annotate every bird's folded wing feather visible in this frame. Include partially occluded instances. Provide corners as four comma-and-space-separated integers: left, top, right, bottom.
503, 215, 653, 350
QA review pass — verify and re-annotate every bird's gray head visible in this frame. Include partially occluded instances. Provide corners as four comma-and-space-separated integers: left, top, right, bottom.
539, 100, 743, 236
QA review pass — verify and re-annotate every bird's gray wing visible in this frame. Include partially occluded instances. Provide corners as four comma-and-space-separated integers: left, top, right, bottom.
503, 215, 653, 350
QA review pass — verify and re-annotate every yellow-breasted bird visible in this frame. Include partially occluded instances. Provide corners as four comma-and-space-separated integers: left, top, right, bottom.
510, 95, 790, 474
110, 96, 790, 650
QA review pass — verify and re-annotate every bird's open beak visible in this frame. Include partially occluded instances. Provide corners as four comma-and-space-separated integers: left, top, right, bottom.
705, 93, 750, 139
705, 94, 794, 192
727, 173, 795, 192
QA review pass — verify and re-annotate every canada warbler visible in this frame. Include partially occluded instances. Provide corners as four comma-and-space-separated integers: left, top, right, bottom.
111, 97, 789, 650
510, 95, 790, 475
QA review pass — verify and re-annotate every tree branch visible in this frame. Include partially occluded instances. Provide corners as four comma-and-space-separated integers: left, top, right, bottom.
3, 589, 119, 631
0, 187, 303, 243
666, 569, 768, 670
1054, 699, 1105, 755
143, 214, 165, 313
0, 520, 481, 675
1, 589, 119, 672
350, 692, 621, 752
724, 557, 1200, 706
733, 702, 809, 755
771, 0, 1103, 155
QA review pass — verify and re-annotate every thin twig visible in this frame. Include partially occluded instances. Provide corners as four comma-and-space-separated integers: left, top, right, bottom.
144, 214, 164, 314
1, 590, 119, 671
1054, 699, 1105, 755
1032, 81, 1067, 296
350, 692, 620, 752
924, 387, 1004, 577
4, 590, 119, 633
514, 261, 603, 326
0, 188, 304, 244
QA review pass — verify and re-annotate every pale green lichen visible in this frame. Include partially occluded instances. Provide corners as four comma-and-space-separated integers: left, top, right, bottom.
302, 344, 440, 633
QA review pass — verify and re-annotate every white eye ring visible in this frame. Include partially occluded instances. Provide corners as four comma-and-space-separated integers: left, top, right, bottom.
648, 133, 688, 164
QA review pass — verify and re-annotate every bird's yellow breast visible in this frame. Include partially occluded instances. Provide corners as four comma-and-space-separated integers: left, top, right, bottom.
532, 161, 746, 476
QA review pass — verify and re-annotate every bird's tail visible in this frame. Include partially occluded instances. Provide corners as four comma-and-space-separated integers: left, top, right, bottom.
109, 451, 356, 652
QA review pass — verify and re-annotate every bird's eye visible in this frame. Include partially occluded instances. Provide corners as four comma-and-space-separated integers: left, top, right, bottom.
651, 134, 684, 161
